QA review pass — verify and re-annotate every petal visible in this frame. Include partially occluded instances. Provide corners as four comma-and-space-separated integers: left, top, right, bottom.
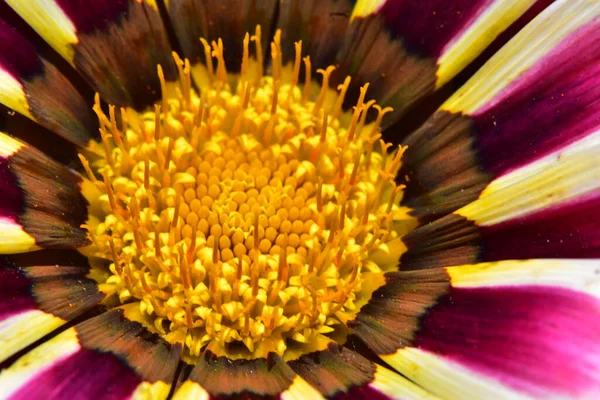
173, 373, 325, 400
0, 16, 97, 147
171, 381, 210, 400
476, 193, 600, 261
288, 343, 376, 398
455, 139, 600, 227
0, 251, 104, 362
276, 0, 355, 69
365, 364, 439, 400
385, 348, 529, 399
6, 0, 176, 108
0, 132, 91, 253
286, 343, 435, 399
447, 259, 600, 296
164, 0, 277, 81
434, 0, 555, 88
401, 0, 600, 218
332, 0, 547, 125
281, 376, 327, 400
353, 260, 600, 398
401, 130, 600, 269
183, 352, 296, 397
0, 308, 181, 399
348, 270, 451, 355
178, 351, 330, 399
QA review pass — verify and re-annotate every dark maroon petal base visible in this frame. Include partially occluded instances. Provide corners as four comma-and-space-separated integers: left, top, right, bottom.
56, 0, 130, 33
288, 344, 378, 398
0, 18, 43, 79
0, 265, 36, 320
333, 385, 392, 400
0, 252, 103, 322
377, 0, 488, 58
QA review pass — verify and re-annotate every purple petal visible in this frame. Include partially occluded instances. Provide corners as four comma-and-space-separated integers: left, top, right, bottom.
377, 0, 492, 58
415, 286, 600, 397
481, 194, 600, 261
472, 18, 600, 175
0, 266, 35, 320
8, 349, 141, 400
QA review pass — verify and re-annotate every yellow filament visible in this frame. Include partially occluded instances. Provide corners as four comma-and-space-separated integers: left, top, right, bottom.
200, 38, 214, 82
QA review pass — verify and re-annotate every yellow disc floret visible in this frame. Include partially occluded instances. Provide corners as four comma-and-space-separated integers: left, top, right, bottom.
80, 28, 412, 361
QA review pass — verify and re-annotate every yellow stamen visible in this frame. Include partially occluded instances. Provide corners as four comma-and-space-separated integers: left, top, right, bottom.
371, 105, 394, 137
314, 65, 336, 112
157, 65, 168, 116
241, 33, 250, 79
251, 25, 263, 78
332, 76, 351, 120
212, 39, 228, 83
291, 41, 303, 87
302, 56, 312, 104
108, 105, 125, 149
78, 153, 97, 183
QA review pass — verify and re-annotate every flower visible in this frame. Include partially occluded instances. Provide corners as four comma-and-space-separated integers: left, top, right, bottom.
0, 0, 599, 399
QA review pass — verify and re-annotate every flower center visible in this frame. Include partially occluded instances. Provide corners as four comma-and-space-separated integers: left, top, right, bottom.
80, 28, 411, 361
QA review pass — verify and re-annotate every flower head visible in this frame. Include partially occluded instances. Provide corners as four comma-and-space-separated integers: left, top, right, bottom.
0, 0, 599, 399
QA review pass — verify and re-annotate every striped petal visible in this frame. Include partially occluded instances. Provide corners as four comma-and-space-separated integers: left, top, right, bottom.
164, 0, 277, 84
475, 193, 600, 262
0, 250, 104, 362
0, 308, 181, 399
276, 0, 355, 69
288, 343, 435, 399
401, 130, 600, 268
175, 343, 435, 399
401, 134, 600, 269
0, 132, 91, 253
6, 0, 176, 108
173, 375, 325, 400
352, 260, 600, 398
0, 16, 96, 147
401, 0, 600, 218
331, 0, 548, 125
175, 352, 324, 399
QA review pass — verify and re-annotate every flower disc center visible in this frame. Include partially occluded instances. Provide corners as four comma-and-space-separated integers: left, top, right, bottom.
81, 31, 409, 361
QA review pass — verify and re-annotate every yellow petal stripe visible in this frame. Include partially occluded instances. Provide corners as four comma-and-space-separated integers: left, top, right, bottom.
0, 217, 38, 254
5, 0, 77, 62
280, 376, 326, 400
436, 0, 538, 88
130, 381, 171, 400
455, 139, 600, 226
382, 348, 527, 400
372, 364, 441, 400
0, 327, 81, 398
442, 0, 600, 115
351, 0, 386, 19
447, 259, 600, 300
0, 67, 33, 120
171, 381, 210, 400
0, 131, 38, 254
0, 130, 24, 157
0, 310, 65, 363
480, 128, 600, 198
